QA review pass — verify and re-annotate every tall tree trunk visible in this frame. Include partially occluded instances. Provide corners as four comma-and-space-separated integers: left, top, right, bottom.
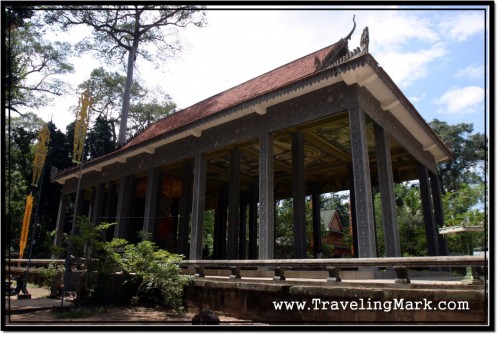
118, 38, 139, 146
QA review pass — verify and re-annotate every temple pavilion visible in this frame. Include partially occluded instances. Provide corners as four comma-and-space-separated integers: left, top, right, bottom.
51, 22, 452, 261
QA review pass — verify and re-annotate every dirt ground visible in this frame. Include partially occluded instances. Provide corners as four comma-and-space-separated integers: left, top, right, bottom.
6, 284, 254, 326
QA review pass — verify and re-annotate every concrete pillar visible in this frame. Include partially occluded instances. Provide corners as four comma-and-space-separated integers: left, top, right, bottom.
311, 182, 322, 258
292, 131, 307, 259
114, 176, 134, 239
248, 183, 258, 259
53, 194, 68, 247
103, 183, 115, 221
239, 197, 247, 259
348, 105, 377, 258
171, 198, 180, 247
259, 133, 274, 259
178, 163, 193, 257
91, 184, 105, 227
227, 149, 241, 259
213, 187, 228, 259
374, 124, 401, 257
348, 165, 359, 257
430, 172, 448, 256
418, 163, 439, 256
189, 153, 207, 260
143, 168, 162, 237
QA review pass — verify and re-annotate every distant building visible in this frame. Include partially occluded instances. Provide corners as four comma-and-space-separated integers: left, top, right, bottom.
52, 20, 451, 260
319, 210, 352, 257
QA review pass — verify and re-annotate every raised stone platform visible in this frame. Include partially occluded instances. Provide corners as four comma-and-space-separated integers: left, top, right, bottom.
185, 277, 487, 324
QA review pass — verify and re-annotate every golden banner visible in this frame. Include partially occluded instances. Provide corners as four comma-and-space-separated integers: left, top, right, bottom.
19, 193, 34, 259
73, 89, 92, 163
32, 123, 50, 187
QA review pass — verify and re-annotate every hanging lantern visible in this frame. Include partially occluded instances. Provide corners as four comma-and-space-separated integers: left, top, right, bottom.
32, 123, 50, 187
73, 89, 92, 164
19, 193, 34, 259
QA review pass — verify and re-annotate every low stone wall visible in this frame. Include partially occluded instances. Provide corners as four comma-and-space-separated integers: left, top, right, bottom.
184, 278, 487, 324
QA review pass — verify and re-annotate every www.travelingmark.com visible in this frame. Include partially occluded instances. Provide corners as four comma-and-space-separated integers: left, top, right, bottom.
272, 298, 470, 312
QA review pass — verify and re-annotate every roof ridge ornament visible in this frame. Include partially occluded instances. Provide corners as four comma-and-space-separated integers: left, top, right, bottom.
360, 26, 369, 53
315, 15, 359, 71
345, 15, 356, 41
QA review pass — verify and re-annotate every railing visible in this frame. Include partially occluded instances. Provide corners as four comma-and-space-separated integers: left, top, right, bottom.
5, 256, 488, 285
7, 259, 65, 267
180, 256, 487, 285
5, 259, 80, 275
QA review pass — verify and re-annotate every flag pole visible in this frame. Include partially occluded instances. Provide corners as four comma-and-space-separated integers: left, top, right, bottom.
60, 89, 92, 307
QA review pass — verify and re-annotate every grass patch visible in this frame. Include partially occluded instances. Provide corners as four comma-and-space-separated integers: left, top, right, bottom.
56, 308, 93, 319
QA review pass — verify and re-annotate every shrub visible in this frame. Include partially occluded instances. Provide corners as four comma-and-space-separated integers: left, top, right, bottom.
120, 241, 192, 311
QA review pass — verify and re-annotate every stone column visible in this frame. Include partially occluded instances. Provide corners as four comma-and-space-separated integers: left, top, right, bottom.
418, 163, 439, 256
291, 131, 307, 259
430, 172, 448, 256
227, 149, 241, 259
114, 176, 134, 239
248, 183, 258, 259
311, 182, 322, 258
178, 163, 193, 257
213, 187, 228, 259
91, 184, 105, 227
374, 124, 401, 257
171, 198, 180, 248
239, 197, 247, 259
259, 133, 274, 259
53, 194, 68, 247
348, 165, 359, 257
143, 168, 162, 237
189, 153, 207, 260
348, 105, 377, 258
103, 183, 116, 221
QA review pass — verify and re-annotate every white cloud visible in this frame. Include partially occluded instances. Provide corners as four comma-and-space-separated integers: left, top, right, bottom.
455, 64, 484, 79
376, 43, 447, 88
363, 11, 440, 53
434, 86, 484, 114
438, 12, 485, 42
409, 93, 427, 103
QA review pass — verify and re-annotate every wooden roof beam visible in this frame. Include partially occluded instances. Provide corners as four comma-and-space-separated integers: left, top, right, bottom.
303, 132, 352, 163
240, 148, 293, 174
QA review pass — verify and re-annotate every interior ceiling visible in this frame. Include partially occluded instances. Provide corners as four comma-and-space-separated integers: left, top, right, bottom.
125, 112, 419, 204
201, 112, 419, 200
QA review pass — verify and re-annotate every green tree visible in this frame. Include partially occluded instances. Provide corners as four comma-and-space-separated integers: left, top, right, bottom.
78, 67, 176, 144
441, 183, 486, 255
5, 10, 73, 114
393, 183, 427, 256
78, 67, 146, 144
46, 5, 206, 145
86, 115, 116, 159
429, 119, 487, 193
129, 93, 176, 137
6, 113, 42, 254
6, 117, 73, 258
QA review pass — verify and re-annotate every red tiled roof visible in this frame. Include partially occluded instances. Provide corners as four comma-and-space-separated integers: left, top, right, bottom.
123, 40, 346, 149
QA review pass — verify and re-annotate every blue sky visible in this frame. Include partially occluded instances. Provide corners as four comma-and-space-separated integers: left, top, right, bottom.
33, 6, 489, 136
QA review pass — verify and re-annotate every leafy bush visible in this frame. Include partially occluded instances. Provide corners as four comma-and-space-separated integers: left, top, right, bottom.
120, 241, 192, 311
38, 263, 63, 297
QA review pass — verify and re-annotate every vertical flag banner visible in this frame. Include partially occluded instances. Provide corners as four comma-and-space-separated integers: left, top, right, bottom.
32, 123, 50, 187
73, 89, 92, 164
19, 194, 34, 259
19, 124, 50, 259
